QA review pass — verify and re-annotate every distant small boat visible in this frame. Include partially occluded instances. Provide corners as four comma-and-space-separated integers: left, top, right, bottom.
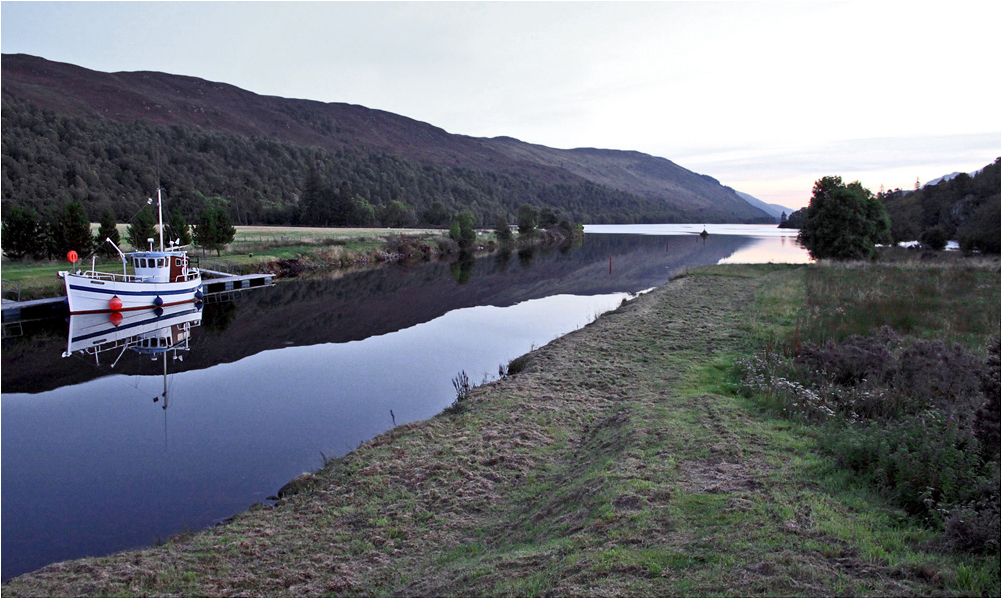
60, 189, 203, 315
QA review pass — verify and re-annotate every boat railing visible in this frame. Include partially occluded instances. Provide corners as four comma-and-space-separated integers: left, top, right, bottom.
74, 268, 201, 284
174, 270, 201, 283
78, 270, 154, 284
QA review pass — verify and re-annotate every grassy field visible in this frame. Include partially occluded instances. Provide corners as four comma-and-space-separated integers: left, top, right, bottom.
0, 225, 452, 300
3, 259, 998, 597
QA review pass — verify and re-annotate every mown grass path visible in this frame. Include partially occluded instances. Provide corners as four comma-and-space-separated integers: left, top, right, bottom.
2, 266, 973, 597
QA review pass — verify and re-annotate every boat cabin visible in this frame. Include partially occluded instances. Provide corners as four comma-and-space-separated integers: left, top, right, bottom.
132, 251, 192, 283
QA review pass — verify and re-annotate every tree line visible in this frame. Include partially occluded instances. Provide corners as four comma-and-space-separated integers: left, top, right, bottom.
1, 193, 236, 261
784, 158, 999, 258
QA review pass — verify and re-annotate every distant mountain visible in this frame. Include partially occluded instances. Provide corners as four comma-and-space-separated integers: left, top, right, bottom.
923, 168, 984, 188
1, 53, 773, 225
734, 191, 792, 222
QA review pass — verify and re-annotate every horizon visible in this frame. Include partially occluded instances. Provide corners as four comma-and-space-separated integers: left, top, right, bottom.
2, 1, 999, 209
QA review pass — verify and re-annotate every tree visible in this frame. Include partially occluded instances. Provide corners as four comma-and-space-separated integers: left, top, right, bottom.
348, 195, 377, 227
55, 200, 95, 258
1, 205, 41, 259
957, 197, 1001, 255
493, 215, 514, 246
193, 197, 236, 256
798, 176, 891, 261
919, 225, 948, 251
450, 209, 476, 251
381, 200, 415, 228
127, 206, 157, 250
518, 204, 539, 236
422, 201, 451, 227
539, 206, 559, 229
167, 207, 193, 246
298, 170, 333, 226
95, 210, 121, 257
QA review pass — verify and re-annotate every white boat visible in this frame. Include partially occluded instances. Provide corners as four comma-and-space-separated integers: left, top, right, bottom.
60, 189, 203, 315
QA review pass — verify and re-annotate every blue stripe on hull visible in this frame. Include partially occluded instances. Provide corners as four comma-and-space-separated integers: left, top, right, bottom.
71, 307, 203, 344
67, 284, 201, 296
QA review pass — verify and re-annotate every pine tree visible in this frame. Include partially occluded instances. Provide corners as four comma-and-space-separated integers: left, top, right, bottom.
95, 210, 121, 257
167, 207, 192, 246
194, 198, 236, 256
57, 200, 95, 257
1, 205, 41, 259
127, 206, 157, 250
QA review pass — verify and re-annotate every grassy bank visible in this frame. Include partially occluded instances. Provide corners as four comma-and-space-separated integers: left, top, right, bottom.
0, 226, 451, 300
1, 224, 575, 300
3, 261, 999, 597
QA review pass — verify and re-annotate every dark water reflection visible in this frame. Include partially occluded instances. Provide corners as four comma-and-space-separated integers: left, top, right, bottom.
1, 231, 804, 580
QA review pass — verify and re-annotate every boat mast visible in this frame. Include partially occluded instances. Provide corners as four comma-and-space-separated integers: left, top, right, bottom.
157, 188, 165, 252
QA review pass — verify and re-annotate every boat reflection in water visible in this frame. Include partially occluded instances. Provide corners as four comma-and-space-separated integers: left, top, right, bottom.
63, 303, 203, 409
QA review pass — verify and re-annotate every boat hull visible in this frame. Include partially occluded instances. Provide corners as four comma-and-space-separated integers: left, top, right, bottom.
63, 273, 203, 315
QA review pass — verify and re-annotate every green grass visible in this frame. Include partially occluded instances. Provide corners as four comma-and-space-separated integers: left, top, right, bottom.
799, 260, 1000, 349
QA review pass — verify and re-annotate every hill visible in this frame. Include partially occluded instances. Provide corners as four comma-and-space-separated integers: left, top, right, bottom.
735, 191, 792, 222
881, 158, 999, 253
1, 53, 772, 226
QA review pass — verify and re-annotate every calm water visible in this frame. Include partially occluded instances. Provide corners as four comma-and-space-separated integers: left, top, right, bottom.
1, 226, 808, 579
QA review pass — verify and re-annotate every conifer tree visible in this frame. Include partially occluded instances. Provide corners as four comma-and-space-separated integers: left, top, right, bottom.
95, 210, 121, 257
1, 205, 41, 259
167, 207, 193, 246
193, 197, 236, 256
127, 206, 157, 250
57, 200, 95, 257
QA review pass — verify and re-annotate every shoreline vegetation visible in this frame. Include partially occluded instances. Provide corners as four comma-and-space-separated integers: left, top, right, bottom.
0, 222, 582, 301
3, 256, 998, 597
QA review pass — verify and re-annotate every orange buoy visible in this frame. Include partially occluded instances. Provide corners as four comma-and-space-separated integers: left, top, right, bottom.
67, 250, 78, 264
109, 311, 123, 327
109, 296, 123, 311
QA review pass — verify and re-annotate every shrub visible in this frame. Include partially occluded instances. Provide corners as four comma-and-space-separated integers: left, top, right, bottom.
920, 225, 949, 251
740, 328, 1001, 552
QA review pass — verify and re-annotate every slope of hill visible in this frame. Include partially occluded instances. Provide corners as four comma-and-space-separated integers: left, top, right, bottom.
881, 158, 1000, 252
1, 53, 772, 225
735, 191, 792, 222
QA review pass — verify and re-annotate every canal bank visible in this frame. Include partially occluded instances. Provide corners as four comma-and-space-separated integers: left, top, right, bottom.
0, 264, 975, 597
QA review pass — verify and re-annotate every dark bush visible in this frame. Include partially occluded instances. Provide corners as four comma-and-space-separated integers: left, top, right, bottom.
920, 225, 949, 251
742, 327, 1000, 553
796, 332, 898, 387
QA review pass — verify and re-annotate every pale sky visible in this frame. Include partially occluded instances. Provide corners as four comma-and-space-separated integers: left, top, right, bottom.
2, 1, 999, 209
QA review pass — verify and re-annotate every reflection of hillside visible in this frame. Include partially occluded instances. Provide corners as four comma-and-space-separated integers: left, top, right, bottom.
1, 234, 751, 393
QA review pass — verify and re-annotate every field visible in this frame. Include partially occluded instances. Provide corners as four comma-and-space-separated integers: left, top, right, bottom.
0, 225, 451, 300
4, 258, 998, 597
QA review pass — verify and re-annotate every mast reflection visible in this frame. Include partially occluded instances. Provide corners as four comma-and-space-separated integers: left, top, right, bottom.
63, 303, 203, 409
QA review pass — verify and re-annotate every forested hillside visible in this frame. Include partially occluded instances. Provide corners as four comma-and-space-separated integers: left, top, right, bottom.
779, 159, 999, 254
1, 53, 772, 227
881, 158, 1000, 253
